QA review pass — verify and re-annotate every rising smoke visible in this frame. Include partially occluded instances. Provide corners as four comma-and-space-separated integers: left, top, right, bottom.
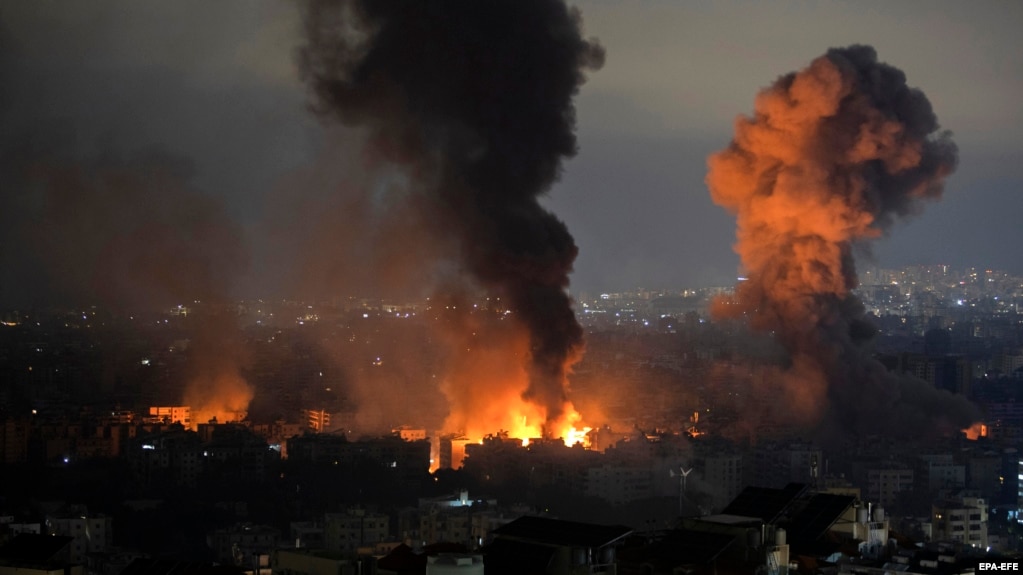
298, 0, 603, 433
707, 45, 979, 439
0, 8, 260, 424
0, 137, 253, 424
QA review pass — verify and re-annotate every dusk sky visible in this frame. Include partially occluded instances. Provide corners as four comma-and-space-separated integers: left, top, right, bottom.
2, 0, 1021, 303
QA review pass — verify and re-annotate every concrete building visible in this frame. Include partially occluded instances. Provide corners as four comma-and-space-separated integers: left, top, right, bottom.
210, 524, 282, 568
203, 424, 277, 484
393, 428, 427, 442
932, 495, 988, 548
146, 406, 191, 426
699, 452, 744, 512
437, 434, 472, 470
750, 442, 822, 488
45, 507, 113, 564
866, 463, 914, 508
252, 420, 305, 459
412, 491, 515, 549
129, 426, 204, 489
324, 509, 390, 554
288, 522, 325, 549
966, 451, 1002, 501
920, 454, 966, 492
897, 353, 971, 396
583, 464, 652, 505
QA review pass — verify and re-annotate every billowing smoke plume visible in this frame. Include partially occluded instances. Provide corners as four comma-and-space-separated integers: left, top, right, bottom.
707, 45, 979, 438
299, 0, 603, 431
0, 138, 253, 425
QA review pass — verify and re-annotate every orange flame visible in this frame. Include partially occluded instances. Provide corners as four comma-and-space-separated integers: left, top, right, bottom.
438, 315, 590, 440
962, 422, 987, 440
500, 402, 591, 447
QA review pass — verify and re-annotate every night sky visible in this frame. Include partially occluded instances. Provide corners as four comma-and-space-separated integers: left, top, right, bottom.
1, 0, 1020, 305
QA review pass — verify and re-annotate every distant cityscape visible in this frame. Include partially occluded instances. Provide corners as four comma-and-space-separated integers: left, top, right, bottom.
2, 264, 1022, 574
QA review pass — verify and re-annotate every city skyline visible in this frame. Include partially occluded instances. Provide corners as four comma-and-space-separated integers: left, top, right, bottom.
3, 3, 1023, 571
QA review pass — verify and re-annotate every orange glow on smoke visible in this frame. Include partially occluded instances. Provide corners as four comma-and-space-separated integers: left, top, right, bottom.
432, 317, 592, 471
705, 48, 962, 434
438, 314, 590, 442
184, 370, 253, 430
963, 422, 987, 440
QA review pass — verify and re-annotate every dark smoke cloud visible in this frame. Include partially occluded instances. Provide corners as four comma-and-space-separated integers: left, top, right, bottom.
298, 0, 603, 427
0, 128, 255, 422
0, 139, 247, 310
0, 6, 263, 422
707, 45, 979, 440
260, 128, 454, 302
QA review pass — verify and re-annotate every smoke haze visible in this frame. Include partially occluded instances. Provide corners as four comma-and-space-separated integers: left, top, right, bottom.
0, 137, 255, 425
298, 0, 603, 433
706, 45, 980, 439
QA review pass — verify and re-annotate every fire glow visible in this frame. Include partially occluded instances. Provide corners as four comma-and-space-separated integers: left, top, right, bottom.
432, 402, 592, 472
504, 406, 592, 448
963, 423, 988, 441
183, 370, 253, 429
436, 320, 592, 459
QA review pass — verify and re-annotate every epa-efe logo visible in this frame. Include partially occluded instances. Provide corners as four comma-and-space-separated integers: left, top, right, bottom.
979, 563, 1019, 571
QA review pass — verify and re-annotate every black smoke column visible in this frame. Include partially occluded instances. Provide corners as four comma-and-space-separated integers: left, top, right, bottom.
299, 0, 603, 429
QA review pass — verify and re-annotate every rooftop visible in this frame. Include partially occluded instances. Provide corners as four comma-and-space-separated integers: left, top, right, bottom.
492, 515, 632, 549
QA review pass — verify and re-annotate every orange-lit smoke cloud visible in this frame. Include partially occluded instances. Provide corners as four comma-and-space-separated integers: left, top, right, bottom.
183, 313, 254, 428
707, 45, 979, 438
184, 369, 253, 427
